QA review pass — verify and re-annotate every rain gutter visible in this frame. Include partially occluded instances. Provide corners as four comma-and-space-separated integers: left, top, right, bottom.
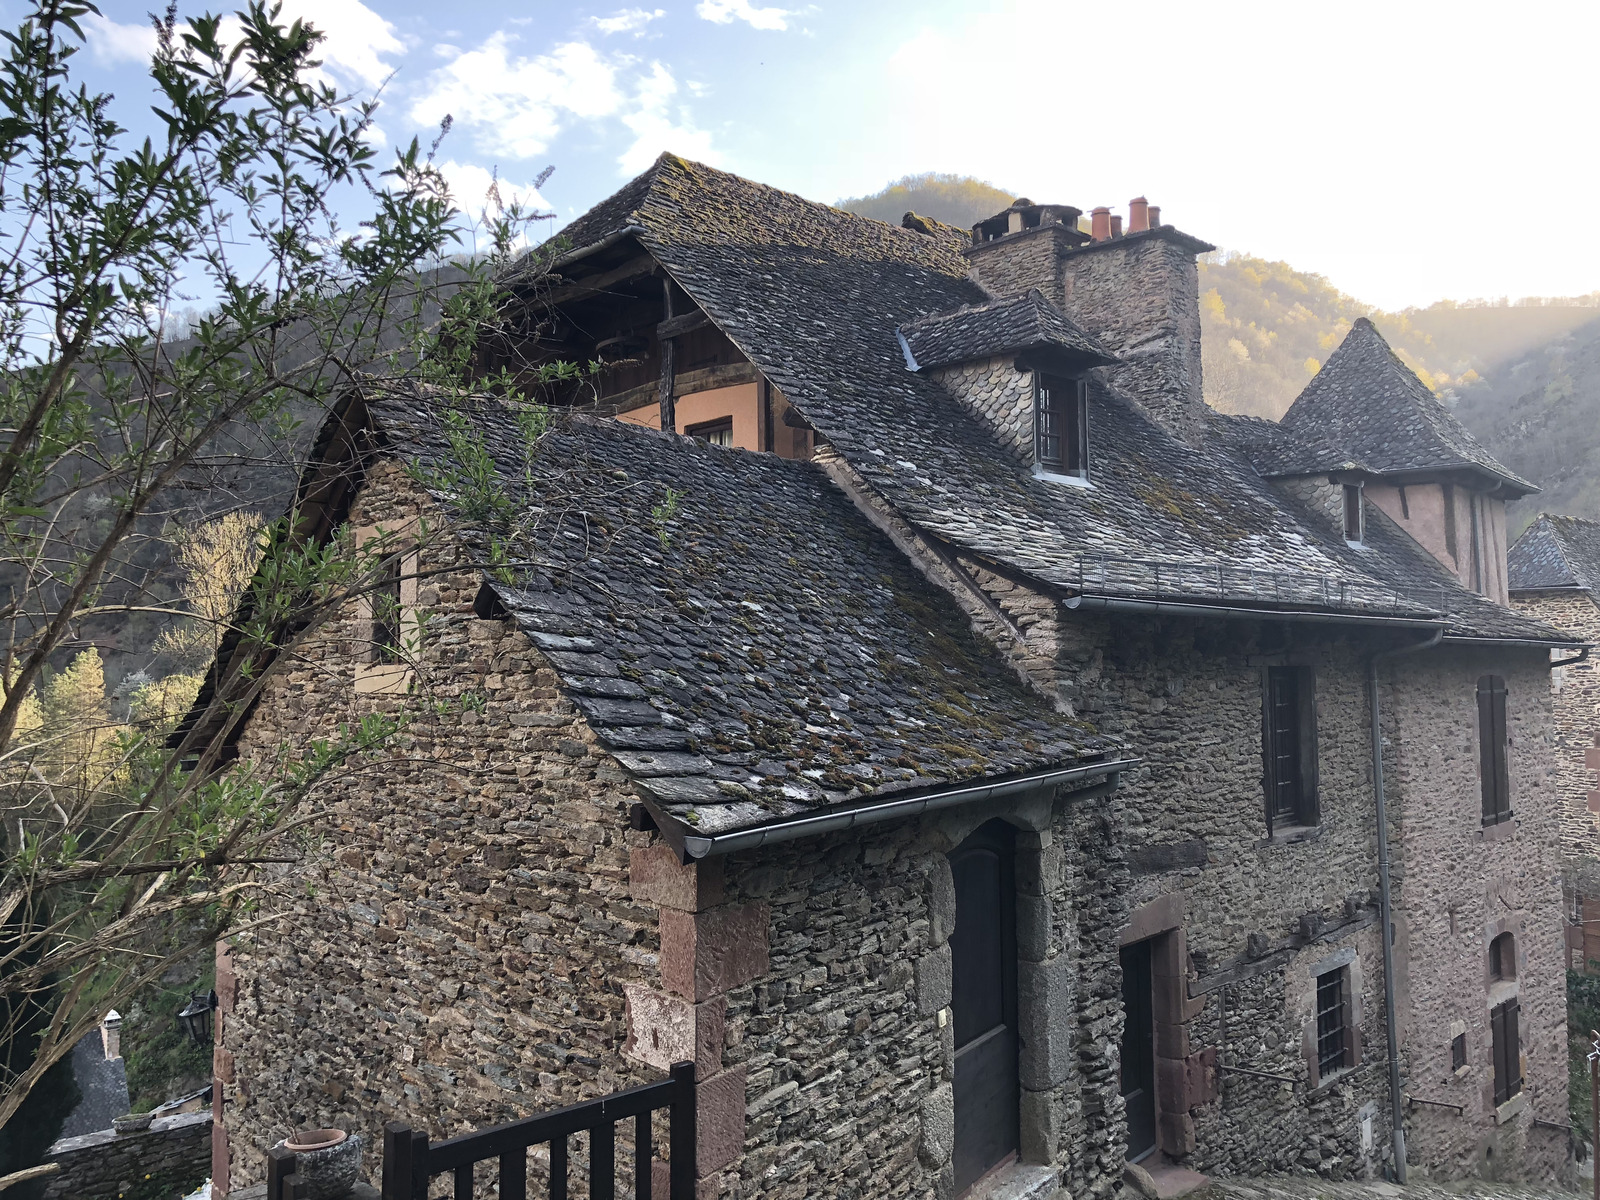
1062, 594, 1446, 630
550, 224, 648, 270
644, 757, 1139, 862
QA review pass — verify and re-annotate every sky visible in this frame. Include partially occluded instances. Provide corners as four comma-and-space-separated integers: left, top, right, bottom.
43, 0, 1600, 311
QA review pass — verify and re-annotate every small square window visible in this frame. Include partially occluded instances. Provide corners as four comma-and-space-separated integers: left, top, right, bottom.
1451, 1032, 1467, 1071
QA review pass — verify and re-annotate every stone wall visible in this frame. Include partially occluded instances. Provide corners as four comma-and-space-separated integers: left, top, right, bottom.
217, 464, 665, 1193
43, 1112, 211, 1200
1389, 647, 1568, 1181
962, 224, 1075, 311
1512, 589, 1600, 861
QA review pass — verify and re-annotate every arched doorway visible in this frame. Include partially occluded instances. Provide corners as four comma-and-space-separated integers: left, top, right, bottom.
950, 820, 1020, 1193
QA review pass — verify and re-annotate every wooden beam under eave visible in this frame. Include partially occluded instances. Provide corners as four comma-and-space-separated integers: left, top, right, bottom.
656, 310, 710, 341
541, 252, 658, 306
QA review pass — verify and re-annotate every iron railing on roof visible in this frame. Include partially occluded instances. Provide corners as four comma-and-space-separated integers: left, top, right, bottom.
1068, 553, 1449, 618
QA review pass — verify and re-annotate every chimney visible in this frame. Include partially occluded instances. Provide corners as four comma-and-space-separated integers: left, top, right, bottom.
1110, 214, 1124, 238
101, 1010, 122, 1061
1148, 205, 1161, 229
1128, 196, 1149, 233
1090, 206, 1111, 242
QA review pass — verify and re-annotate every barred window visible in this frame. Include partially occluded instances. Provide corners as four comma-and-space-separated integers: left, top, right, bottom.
1451, 1032, 1467, 1071
1316, 967, 1350, 1078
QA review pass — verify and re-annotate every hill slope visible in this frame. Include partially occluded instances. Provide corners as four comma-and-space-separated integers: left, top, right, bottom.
836, 172, 1017, 230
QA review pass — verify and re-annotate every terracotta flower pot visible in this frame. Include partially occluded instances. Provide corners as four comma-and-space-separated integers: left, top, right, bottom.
273, 1129, 361, 1199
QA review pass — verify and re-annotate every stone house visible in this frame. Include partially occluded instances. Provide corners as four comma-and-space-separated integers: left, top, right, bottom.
1507, 515, 1600, 965
196, 157, 1579, 1199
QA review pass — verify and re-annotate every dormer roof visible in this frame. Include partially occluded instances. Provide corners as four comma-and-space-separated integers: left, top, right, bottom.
1509, 513, 1600, 592
898, 289, 1119, 372
1277, 318, 1538, 496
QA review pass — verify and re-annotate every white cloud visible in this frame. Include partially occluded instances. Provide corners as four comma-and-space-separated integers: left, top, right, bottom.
434, 160, 553, 219
82, 13, 159, 64
594, 8, 667, 36
409, 34, 622, 159
82, 2, 402, 90
695, 0, 792, 32
617, 62, 718, 174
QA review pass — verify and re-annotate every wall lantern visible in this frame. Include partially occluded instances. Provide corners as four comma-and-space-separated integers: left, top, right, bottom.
177, 990, 218, 1046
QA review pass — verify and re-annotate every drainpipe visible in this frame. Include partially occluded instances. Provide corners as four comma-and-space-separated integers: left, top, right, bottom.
1368, 626, 1443, 1183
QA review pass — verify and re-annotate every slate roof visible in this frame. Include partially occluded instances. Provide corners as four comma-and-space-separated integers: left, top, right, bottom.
367, 388, 1116, 841
1278, 319, 1538, 495
535, 155, 1566, 642
899, 289, 1118, 371
1509, 514, 1600, 592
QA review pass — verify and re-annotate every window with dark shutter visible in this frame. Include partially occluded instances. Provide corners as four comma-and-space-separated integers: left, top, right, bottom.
1036, 374, 1089, 478
1451, 1032, 1467, 1072
1477, 675, 1511, 825
1315, 968, 1350, 1078
1342, 484, 1364, 543
1491, 997, 1522, 1106
1264, 666, 1319, 832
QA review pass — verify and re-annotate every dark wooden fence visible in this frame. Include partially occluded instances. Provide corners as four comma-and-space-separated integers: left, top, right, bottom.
376, 1061, 695, 1200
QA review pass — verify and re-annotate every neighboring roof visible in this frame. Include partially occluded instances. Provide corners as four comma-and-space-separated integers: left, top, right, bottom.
537, 155, 1559, 640
899, 289, 1119, 371
1509, 513, 1600, 592
1278, 318, 1538, 496
368, 389, 1116, 842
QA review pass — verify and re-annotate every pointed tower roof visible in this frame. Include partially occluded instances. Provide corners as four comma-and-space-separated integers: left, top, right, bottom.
1278, 318, 1537, 496
1509, 513, 1600, 592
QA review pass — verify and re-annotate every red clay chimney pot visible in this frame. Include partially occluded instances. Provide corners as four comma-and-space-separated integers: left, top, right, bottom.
1128, 196, 1150, 233
1090, 206, 1111, 242
1110, 214, 1124, 238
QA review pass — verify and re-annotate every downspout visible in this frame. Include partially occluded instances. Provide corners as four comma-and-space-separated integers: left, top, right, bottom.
1368, 626, 1443, 1183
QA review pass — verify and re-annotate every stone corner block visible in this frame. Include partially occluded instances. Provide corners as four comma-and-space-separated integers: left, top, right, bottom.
919, 1081, 955, 1169
1017, 956, 1072, 1090
915, 944, 953, 1017
631, 846, 725, 912
696, 1065, 748, 1177
622, 984, 727, 1078
660, 904, 770, 1002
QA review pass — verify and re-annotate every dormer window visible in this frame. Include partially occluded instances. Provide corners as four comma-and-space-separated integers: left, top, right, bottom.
1037, 374, 1088, 480
1342, 484, 1364, 544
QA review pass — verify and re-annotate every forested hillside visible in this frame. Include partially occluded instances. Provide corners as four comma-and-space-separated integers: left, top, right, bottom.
836, 174, 1600, 532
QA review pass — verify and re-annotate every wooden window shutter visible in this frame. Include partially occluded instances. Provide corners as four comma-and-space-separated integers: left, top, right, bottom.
1505, 997, 1522, 1098
1478, 676, 1510, 824
1490, 1001, 1506, 1104
1296, 666, 1319, 827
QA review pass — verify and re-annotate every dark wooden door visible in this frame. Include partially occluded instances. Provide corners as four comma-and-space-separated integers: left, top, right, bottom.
950, 821, 1019, 1194
1120, 939, 1157, 1162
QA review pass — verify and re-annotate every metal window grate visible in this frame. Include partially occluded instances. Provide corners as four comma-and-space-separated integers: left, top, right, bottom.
1315, 969, 1347, 1078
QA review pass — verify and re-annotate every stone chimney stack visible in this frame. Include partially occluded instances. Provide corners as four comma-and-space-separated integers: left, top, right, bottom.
101, 1010, 122, 1061
964, 196, 1216, 444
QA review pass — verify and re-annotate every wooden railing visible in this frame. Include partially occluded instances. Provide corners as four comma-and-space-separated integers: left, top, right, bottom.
378, 1061, 696, 1200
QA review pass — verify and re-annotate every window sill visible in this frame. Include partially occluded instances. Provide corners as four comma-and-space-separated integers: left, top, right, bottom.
1310, 1063, 1356, 1094
1479, 817, 1517, 844
1031, 465, 1093, 489
356, 663, 414, 695
1258, 824, 1322, 848
1494, 1091, 1526, 1125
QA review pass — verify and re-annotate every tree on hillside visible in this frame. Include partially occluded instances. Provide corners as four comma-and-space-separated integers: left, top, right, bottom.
837, 171, 1017, 229
0, 1, 544, 1170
